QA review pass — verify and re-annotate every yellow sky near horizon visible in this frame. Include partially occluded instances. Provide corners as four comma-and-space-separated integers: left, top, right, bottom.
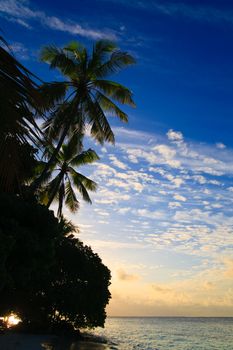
106, 256, 233, 317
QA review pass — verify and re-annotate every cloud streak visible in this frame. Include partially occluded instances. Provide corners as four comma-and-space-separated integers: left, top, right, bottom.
0, 0, 117, 40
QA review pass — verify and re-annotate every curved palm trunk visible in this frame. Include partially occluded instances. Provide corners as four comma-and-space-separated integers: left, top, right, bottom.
32, 123, 70, 193
31, 99, 81, 193
46, 170, 65, 209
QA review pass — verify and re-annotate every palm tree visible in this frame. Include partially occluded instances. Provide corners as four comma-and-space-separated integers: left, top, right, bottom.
33, 40, 136, 189
0, 37, 44, 193
40, 137, 99, 217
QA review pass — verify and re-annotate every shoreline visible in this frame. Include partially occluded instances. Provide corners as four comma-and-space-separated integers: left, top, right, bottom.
0, 332, 112, 350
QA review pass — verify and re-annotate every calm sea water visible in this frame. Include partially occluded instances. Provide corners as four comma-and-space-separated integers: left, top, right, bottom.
92, 317, 233, 350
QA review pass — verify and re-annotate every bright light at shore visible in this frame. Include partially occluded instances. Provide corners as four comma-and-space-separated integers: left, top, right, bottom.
3, 314, 21, 328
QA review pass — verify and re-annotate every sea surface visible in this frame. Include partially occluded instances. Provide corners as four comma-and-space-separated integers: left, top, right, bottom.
91, 317, 233, 350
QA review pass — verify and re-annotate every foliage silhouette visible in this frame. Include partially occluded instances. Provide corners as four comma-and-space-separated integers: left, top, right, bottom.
39, 135, 99, 217
0, 38, 44, 193
0, 193, 111, 330
33, 40, 135, 190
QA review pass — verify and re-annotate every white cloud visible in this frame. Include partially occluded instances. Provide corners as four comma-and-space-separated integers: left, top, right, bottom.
192, 175, 207, 184
83, 239, 145, 250
153, 144, 176, 158
118, 207, 131, 214
137, 209, 164, 219
167, 129, 183, 142
0, 0, 116, 39
109, 155, 128, 170
173, 194, 186, 202
94, 209, 110, 216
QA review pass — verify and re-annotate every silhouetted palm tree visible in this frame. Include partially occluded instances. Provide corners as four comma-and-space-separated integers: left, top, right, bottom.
33, 40, 136, 189
40, 137, 99, 217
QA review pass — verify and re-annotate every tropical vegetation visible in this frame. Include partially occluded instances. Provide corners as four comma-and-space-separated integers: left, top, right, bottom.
39, 136, 99, 217
0, 36, 135, 331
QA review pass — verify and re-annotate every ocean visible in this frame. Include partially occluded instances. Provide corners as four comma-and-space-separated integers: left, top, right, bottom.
92, 317, 233, 350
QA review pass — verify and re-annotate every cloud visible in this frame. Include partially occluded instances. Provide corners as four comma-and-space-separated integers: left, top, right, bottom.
94, 209, 109, 216
152, 284, 172, 293
109, 155, 128, 170
83, 239, 146, 250
173, 194, 186, 202
216, 142, 226, 149
117, 268, 139, 282
167, 129, 183, 142
203, 281, 215, 290
117, 207, 131, 214
0, 0, 116, 40
153, 144, 176, 159
137, 209, 164, 219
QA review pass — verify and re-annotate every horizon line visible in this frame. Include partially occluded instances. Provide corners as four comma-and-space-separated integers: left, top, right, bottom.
108, 316, 233, 318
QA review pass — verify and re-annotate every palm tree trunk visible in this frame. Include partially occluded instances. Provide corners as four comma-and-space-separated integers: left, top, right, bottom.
31, 123, 70, 192
31, 98, 81, 193
46, 171, 64, 208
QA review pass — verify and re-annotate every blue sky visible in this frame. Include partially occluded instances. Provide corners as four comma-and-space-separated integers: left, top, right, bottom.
1, 0, 233, 316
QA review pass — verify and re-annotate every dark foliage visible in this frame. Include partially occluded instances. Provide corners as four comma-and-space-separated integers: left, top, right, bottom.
0, 39, 44, 193
0, 193, 111, 329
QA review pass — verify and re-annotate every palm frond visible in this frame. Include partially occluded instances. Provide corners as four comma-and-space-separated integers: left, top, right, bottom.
33, 161, 53, 184
94, 90, 128, 122
94, 79, 135, 107
64, 41, 86, 64
61, 134, 83, 162
38, 82, 68, 108
0, 40, 44, 192
71, 169, 97, 192
95, 50, 136, 78
58, 216, 79, 234
88, 40, 117, 73
65, 178, 79, 212
42, 102, 72, 141
85, 95, 115, 144
71, 149, 99, 167
42, 172, 63, 206
40, 46, 76, 76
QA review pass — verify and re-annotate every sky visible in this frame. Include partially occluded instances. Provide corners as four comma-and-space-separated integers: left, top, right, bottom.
1, 0, 233, 317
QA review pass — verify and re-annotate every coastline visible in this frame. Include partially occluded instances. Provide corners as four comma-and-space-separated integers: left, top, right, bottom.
0, 333, 112, 350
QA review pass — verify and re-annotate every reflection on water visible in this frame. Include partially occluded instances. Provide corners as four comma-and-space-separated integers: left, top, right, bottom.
41, 341, 55, 349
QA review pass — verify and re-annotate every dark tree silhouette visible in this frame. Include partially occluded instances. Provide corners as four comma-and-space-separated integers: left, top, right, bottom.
0, 193, 111, 330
